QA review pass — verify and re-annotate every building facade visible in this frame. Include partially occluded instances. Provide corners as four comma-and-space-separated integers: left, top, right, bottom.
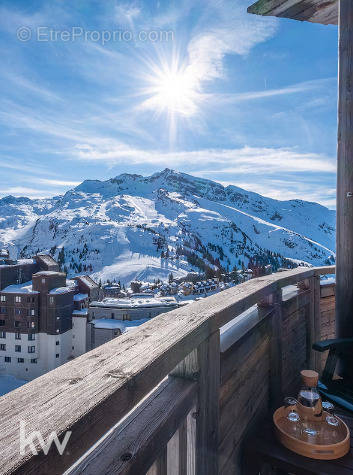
88, 295, 179, 321
0, 253, 98, 380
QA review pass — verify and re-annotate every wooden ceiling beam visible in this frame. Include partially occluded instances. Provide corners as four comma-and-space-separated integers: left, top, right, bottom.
248, 0, 338, 25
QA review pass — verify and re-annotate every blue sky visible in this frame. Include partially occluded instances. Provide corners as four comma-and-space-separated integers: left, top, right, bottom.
0, 0, 338, 207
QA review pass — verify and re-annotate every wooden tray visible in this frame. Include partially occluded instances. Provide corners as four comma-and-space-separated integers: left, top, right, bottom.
274, 406, 350, 460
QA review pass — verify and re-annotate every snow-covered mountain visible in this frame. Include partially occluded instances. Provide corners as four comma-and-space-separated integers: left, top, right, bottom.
0, 169, 335, 284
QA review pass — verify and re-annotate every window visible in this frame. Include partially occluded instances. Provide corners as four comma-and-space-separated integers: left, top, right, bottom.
0, 320, 4, 326
15, 308, 21, 315
28, 333, 35, 341
0, 344, 6, 351
0, 296, 6, 302
49, 297, 54, 305
41, 278, 46, 284
111, 312, 115, 319
72, 346, 74, 350
0, 307, 6, 313
55, 341, 59, 346
28, 346, 35, 353
26, 297, 31, 303
55, 354, 59, 358
15, 345, 21, 352
15, 296, 21, 303
15, 332, 21, 340
4, 356, 11, 363
31, 309, 35, 316
0, 331, 5, 339
30, 358, 37, 364
14, 321, 20, 328
17, 358, 24, 363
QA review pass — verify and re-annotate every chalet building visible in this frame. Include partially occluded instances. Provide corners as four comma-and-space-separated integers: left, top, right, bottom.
179, 281, 194, 296
0, 253, 99, 380
192, 278, 218, 295
74, 275, 102, 302
103, 284, 123, 298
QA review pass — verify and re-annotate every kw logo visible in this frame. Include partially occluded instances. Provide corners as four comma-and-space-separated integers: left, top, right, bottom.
19, 421, 72, 456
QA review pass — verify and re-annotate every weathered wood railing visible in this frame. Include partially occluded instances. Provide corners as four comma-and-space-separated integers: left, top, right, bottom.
0, 266, 335, 475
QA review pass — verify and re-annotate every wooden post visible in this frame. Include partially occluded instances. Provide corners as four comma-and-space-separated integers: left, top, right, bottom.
178, 419, 188, 475
156, 448, 168, 475
196, 332, 220, 475
171, 334, 220, 475
269, 290, 283, 410
308, 276, 321, 371
336, 0, 353, 341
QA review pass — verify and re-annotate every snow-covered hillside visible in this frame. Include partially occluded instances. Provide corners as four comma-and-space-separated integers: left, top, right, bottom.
0, 169, 335, 284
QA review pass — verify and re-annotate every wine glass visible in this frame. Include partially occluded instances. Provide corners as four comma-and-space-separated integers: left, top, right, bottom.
323, 401, 339, 428
284, 397, 300, 422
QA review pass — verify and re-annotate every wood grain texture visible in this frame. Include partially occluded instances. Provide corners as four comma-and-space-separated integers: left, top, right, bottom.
336, 0, 353, 340
69, 377, 196, 475
178, 419, 187, 475
308, 275, 322, 371
196, 332, 220, 475
270, 290, 284, 410
156, 448, 168, 475
247, 0, 338, 25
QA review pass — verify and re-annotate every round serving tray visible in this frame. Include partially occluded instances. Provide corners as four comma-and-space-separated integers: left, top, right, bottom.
273, 406, 350, 460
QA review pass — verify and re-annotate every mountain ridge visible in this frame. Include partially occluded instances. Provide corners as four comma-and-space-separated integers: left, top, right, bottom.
0, 169, 336, 284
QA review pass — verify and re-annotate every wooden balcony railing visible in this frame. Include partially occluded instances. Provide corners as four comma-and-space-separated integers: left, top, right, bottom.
0, 265, 336, 475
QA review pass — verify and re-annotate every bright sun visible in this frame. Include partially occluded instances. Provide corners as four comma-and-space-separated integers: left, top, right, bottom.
142, 61, 200, 117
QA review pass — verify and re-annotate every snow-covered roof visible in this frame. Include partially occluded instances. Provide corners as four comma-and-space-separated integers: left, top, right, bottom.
72, 309, 88, 316
321, 275, 335, 285
73, 293, 88, 301
76, 275, 98, 289
91, 318, 148, 331
34, 271, 63, 276
1, 281, 38, 294
49, 287, 75, 295
90, 296, 178, 309
0, 258, 35, 268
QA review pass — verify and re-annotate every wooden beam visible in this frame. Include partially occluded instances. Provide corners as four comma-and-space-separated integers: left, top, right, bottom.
178, 419, 188, 475
308, 275, 322, 371
155, 448, 168, 475
336, 0, 353, 344
248, 0, 338, 25
196, 332, 220, 475
269, 290, 284, 409
69, 377, 196, 475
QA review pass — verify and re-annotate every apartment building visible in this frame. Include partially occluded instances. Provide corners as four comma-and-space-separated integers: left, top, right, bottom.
0, 251, 99, 380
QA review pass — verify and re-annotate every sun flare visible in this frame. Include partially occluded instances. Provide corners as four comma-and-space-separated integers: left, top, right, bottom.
143, 61, 200, 117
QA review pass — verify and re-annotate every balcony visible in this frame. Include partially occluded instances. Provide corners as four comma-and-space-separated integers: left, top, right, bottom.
0, 265, 336, 474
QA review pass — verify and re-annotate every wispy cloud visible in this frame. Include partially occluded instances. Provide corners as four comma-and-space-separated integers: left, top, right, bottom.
33, 178, 81, 187
220, 179, 336, 209
72, 143, 335, 173
209, 78, 336, 104
186, 0, 278, 84
0, 186, 55, 198
1, 72, 63, 103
